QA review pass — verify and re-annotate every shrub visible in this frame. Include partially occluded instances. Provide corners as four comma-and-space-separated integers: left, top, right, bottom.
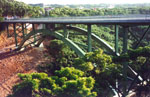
9, 67, 97, 97
47, 39, 77, 67
73, 48, 122, 96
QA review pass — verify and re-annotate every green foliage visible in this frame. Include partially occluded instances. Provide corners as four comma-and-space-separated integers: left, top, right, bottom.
0, 0, 44, 17
37, 63, 55, 75
48, 6, 150, 17
74, 49, 121, 96
28, 6, 44, 17
0, 17, 3, 22
37, 39, 77, 75
74, 59, 94, 71
114, 46, 150, 74
113, 46, 150, 79
113, 46, 150, 62
55, 67, 84, 80
74, 48, 120, 73
47, 39, 77, 67
0, 8, 3, 21
36, 48, 121, 96
9, 67, 97, 97
113, 46, 150, 96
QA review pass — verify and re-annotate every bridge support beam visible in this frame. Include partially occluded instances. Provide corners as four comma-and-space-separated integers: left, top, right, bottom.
65, 26, 115, 54
87, 24, 92, 52
123, 26, 128, 53
122, 26, 128, 97
63, 24, 68, 38
13, 23, 18, 47
42, 24, 46, 29
22, 23, 25, 39
134, 25, 150, 49
115, 25, 119, 55
32, 24, 36, 43
25, 23, 27, 35
6, 24, 9, 37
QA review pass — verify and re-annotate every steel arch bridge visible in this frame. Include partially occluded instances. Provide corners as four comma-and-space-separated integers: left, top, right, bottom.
1, 14, 150, 96
1, 15, 150, 56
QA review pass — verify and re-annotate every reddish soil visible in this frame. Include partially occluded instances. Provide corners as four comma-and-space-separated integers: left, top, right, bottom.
0, 32, 47, 97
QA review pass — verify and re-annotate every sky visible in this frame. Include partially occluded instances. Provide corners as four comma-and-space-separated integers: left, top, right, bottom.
16, 0, 150, 5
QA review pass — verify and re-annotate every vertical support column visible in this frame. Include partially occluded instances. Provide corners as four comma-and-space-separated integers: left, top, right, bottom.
6, 24, 9, 37
123, 26, 128, 53
69, 24, 72, 27
24, 23, 27, 35
24, 23, 27, 49
122, 26, 128, 97
87, 24, 92, 52
13, 23, 18, 47
63, 24, 68, 38
115, 25, 119, 91
115, 25, 119, 55
22, 23, 25, 39
32, 23, 36, 43
43, 24, 46, 29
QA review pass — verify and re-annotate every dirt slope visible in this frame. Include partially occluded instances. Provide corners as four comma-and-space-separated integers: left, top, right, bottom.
0, 32, 47, 97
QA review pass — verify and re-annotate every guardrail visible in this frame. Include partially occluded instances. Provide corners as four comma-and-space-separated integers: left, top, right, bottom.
21, 14, 150, 20
2, 14, 150, 24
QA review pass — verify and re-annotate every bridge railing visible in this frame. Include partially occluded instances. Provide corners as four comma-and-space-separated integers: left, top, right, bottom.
19, 14, 150, 20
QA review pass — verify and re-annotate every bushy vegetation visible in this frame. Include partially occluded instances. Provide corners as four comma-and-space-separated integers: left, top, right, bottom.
74, 49, 122, 96
9, 42, 150, 97
48, 6, 150, 17
0, 8, 3, 21
37, 39, 77, 75
8, 67, 97, 97
0, 0, 44, 18
113, 46, 150, 96
10, 46, 123, 97
47, 39, 77, 67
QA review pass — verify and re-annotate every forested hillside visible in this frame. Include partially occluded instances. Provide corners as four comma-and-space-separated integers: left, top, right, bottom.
45, 5, 150, 17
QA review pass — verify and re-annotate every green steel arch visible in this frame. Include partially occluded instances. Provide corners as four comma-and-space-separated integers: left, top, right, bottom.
54, 26, 115, 54
17, 25, 115, 56
17, 29, 85, 56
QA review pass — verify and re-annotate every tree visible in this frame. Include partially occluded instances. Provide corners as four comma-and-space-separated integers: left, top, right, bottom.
8, 67, 97, 97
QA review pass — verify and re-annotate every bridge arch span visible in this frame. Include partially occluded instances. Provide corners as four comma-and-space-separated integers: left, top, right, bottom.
17, 24, 116, 56
53, 25, 115, 54
17, 29, 85, 56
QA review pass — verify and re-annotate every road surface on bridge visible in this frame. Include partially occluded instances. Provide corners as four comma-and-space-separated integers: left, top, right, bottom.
2, 14, 150, 25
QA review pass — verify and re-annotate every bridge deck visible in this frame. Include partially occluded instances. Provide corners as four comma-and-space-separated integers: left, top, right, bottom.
2, 15, 150, 25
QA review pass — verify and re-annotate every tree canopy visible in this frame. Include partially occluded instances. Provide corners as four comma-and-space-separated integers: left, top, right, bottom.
0, 0, 44, 18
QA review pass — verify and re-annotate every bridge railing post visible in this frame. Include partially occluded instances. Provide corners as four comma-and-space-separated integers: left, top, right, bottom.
87, 24, 92, 52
